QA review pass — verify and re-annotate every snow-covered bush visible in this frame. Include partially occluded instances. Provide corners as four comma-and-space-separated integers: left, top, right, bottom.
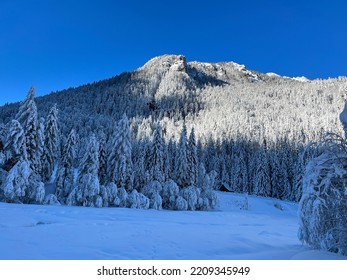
77, 173, 101, 207
95, 195, 103, 208
161, 179, 180, 209
127, 189, 149, 209
115, 187, 128, 208
0, 160, 45, 204
142, 180, 162, 197
174, 195, 188, 210
30, 179, 45, 204
150, 192, 163, 210
180, 186, 200, 211
43, 194, 61, 205
2, 160, 30, 202
141, 180, 163, 210
100, 183, 118, 207
198, 189, 218, 210
298, 151, 347, 255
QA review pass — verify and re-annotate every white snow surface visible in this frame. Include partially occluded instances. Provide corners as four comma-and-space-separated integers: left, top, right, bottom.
292, 76, 310, 82
0, 192, 346, 260
266, 72, 280, 77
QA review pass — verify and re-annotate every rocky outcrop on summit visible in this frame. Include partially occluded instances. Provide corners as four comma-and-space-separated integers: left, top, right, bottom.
170, 55, 187, 72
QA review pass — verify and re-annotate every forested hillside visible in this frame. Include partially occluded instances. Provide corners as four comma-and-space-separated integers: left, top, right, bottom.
1, 54, 346, 209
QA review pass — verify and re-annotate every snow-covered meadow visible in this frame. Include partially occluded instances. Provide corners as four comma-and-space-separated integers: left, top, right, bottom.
1, 192, 346, 260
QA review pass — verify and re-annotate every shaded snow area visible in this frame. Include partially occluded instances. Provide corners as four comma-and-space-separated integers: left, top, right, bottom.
0, 192, 346, 260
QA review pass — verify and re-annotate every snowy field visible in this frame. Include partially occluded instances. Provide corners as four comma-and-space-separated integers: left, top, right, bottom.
0, 192, 346, 260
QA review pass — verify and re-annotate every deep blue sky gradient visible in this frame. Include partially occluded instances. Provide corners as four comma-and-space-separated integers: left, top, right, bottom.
1, 0, 347, 105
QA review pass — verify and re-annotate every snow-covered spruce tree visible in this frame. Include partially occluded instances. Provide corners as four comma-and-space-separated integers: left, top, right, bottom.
132, 141, 147, 191
298, 147, 347, 255
147, 124, 165, 184
55, 129, 77, 203
98, 135, 108, 186
270, 151, 283, 199
68, 135, 102, 207
15, 86, 39, 171
166, 139, 176, 180
197, 162, 207, 190
2, 160, 30, 203
2, 163, 44, 204
174, 123, 189, 188
163, 144, 171, 184
35, 117, 45, 177
238, 146, 249, 194
0, 123, 5, 152
187, 127, 198, 186
196, 165, 218, 210
253, 146, 271, 197
42, 105, 60, 181
107, 114, 134, 192
269, 149, 291, 200
99, 182, 118, 207
232, 152, 243, 192
3, 120, 27, 167
292, 149, 305, 202
1, 121, 44, 204
281, 155, 293, 200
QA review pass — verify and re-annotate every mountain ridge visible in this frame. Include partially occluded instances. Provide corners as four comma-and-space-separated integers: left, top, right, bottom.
0, 54, 345, 145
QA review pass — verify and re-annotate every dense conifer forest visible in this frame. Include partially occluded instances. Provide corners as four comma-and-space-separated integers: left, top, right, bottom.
1, 55, 347, 254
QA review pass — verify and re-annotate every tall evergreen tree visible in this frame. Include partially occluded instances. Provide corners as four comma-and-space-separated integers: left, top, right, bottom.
55, 129, 77, 203
42, 105, 60, 181
253, 147, 271, 196
148, 124, 164, 183
107, 114, 134, 192
4, 120, 27, 165
78, 135, 99, 178
98, 135, 108, 185
187, 127, 198, 186
68, 134, 101, 207
292, 150, 305, 202
15, 86, 39, 171
133, 141, 148, 190
232, 145, 248, 193
174, 123, 189, 188
35, 117, 45, 177
2, 121, 45, 204
162, 143, 170, 182
0, 123, 5, 150
270, 151, 283, 199
280, 154, 292, 200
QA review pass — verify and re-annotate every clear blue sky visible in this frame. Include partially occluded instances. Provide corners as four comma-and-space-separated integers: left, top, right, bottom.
1, 0, 347, 105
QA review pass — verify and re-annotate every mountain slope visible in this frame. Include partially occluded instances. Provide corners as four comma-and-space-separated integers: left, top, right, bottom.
0, 54, 345, 145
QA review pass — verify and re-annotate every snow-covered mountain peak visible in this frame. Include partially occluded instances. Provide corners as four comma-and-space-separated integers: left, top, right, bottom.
266, 72, 281, 77
291, 76, 310, 82
140, 54, 187, 73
